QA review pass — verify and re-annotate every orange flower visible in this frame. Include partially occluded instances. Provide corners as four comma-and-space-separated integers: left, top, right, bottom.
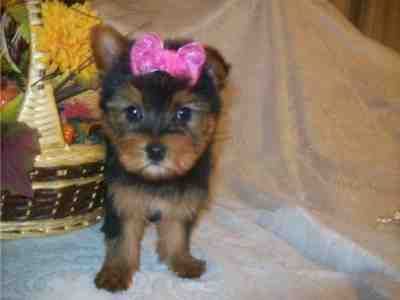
36, 1, 101, 84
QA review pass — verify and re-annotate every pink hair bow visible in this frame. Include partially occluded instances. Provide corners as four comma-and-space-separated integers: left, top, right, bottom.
130, 33, 206, 86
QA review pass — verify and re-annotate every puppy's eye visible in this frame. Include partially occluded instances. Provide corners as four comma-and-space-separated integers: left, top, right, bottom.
175, 107, 192, 123
125, 105, 143, 122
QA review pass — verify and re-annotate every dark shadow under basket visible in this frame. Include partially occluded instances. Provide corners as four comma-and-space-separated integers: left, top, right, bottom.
0, 0, 105, 239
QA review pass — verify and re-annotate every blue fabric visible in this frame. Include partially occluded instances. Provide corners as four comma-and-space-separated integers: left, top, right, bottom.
1, 203, 399, 300
1, 225, 104, 300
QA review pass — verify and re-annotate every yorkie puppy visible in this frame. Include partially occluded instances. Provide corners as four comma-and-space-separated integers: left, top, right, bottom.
91, 25, 230, 292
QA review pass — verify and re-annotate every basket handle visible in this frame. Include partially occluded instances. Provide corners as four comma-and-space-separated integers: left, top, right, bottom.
17, 0, 66, 149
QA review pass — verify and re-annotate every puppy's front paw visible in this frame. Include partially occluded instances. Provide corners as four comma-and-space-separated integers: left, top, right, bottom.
95, 266, 133, 292
170, 256, 206, 279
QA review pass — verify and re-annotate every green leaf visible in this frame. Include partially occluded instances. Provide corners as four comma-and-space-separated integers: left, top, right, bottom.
1, 55, 14, 74
19, 46, 30, 74
0, 50, 21, 74
7, 5, 30, 42
0, 93, 24, 123
0, 17, 22, 74
18, 22, 31, 43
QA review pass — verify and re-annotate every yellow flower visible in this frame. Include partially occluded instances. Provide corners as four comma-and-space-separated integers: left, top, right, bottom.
35, 1, 101, 84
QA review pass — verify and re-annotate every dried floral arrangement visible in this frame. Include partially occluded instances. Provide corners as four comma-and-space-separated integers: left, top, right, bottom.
1, 0, 103, 197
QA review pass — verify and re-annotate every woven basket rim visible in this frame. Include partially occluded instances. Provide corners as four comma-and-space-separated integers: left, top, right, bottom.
0, 208, 104, 240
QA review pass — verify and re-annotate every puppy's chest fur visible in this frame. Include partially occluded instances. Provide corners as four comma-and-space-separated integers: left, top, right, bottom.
110, 182, 208, 222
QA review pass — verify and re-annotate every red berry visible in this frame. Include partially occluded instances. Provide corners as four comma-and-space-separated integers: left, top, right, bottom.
0, 80, 19, 110
63, 123, 76, 144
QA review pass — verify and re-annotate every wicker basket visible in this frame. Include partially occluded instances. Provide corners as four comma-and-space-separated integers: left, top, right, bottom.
0, 0, 105, 239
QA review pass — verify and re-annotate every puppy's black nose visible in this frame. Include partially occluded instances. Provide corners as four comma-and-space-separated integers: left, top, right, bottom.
146, 143, 167, 162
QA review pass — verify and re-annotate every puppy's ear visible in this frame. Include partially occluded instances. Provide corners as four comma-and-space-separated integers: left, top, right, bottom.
205, 46, 231, 89
91, 25, 130, 72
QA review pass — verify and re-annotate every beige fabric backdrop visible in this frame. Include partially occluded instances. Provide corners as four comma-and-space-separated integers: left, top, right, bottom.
93, 0, 400, 293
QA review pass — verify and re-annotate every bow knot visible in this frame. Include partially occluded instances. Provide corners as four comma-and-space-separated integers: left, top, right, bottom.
130, 33, 206, 86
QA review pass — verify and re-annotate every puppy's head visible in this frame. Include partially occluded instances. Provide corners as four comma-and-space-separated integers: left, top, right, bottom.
91, 25, 230, 181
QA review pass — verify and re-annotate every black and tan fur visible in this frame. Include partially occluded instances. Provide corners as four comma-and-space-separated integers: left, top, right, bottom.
91, 25, 230, 292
